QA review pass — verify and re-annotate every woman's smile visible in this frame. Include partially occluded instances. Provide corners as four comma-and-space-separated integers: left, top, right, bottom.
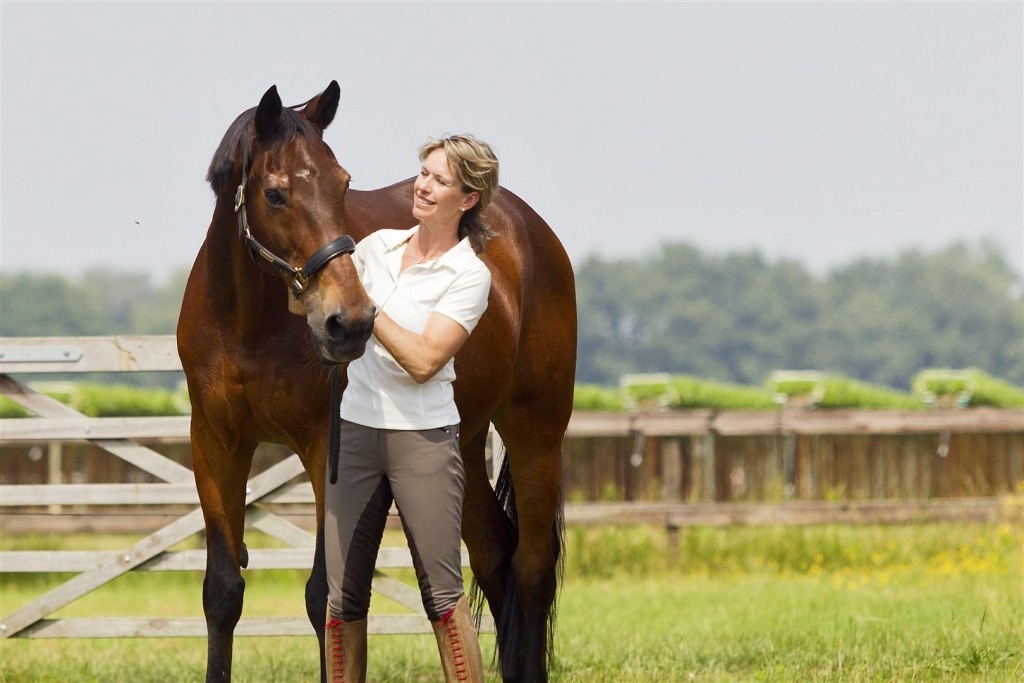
412, 148, 475, 227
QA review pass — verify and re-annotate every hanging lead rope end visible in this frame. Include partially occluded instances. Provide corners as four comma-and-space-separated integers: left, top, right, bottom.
328, 365, 342, 484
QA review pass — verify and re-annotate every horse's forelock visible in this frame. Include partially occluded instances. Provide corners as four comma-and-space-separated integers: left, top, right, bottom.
206, 106, 322, 195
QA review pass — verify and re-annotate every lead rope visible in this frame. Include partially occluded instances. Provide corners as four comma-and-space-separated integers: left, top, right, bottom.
328, 365, 341, 484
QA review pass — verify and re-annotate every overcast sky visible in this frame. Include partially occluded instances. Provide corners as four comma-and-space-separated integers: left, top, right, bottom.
2, 1, 1021, 283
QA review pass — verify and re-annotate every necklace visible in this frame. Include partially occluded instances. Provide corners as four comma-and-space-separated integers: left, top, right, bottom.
408, 235, 456, 264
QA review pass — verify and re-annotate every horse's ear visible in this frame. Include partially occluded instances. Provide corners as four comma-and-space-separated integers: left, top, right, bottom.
301, 80, 341, 132
255, 85, 283, 141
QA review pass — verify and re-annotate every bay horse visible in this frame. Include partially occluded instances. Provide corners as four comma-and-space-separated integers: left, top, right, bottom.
177, 81, 576, 682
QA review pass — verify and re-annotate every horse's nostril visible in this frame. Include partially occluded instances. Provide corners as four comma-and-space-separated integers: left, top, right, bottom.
325, 311, 346, 340
325, 309, 375, 341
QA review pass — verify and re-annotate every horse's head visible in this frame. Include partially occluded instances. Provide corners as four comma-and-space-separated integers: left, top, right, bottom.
211, 81, 374, 364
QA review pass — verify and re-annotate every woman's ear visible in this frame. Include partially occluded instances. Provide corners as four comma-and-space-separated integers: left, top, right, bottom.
461, 192, 480, 212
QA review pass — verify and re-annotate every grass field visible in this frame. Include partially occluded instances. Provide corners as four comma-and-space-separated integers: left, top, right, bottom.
1, 522, 1021, 682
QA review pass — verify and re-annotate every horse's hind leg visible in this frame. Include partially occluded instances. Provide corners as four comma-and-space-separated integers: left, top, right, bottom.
494, 409, 565, 683
191, 418, 256, 683
461, 428, 517, 624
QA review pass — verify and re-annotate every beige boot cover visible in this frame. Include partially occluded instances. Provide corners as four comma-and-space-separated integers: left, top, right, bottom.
432, 595, 485, 682
325, 617, 367, 683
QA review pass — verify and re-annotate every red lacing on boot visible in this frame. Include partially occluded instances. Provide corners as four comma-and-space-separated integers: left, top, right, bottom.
440, 607, 469, 681
326, 618, 346, 681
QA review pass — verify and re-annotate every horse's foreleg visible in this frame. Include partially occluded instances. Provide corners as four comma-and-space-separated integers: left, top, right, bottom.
192, 423, 255, 683
203, 526, 247, 682
297, 429, 331, 683
306, 522, 329, 683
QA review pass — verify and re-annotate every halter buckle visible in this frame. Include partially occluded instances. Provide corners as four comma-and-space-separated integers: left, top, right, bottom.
234, 184, 246, 212
289, 272, 310, 298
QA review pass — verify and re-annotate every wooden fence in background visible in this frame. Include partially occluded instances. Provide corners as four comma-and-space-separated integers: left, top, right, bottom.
563, 409, 1023, 504
2, 335, 1022, 641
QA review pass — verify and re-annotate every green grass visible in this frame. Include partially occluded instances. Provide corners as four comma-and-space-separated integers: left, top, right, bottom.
1, 523, 1021, 682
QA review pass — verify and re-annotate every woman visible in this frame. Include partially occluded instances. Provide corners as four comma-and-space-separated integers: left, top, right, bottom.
324, 134, 499, 683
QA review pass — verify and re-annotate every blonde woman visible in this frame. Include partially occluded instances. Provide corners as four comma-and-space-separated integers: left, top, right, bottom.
324, 135, 499, 683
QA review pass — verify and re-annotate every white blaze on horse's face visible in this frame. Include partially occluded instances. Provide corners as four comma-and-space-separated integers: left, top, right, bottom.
283, 158, 373, 365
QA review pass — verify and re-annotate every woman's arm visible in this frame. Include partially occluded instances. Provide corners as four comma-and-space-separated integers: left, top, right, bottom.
372, 311, 470, 384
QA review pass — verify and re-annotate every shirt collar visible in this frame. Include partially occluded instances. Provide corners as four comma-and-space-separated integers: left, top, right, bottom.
382, 225, 477, 271
381, 226, 418, 252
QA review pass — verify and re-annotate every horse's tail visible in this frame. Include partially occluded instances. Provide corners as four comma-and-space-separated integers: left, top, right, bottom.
470, 450, 565, 679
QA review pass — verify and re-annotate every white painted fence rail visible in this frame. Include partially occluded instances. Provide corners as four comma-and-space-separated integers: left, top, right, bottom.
0, 335, 493, 640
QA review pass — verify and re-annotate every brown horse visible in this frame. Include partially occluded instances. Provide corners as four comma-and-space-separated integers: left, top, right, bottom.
177, 81, 576, 682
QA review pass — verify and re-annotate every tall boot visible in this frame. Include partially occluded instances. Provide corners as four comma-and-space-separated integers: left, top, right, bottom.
324, 617, 367, 683
432, 594, 485, 683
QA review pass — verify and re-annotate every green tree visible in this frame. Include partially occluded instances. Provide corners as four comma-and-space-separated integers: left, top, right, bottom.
0, 269, 187, 338
577, 245, 826, 385
576, 239, 1022, 388
820, 241, 1024, 388
0, 273, 107, 336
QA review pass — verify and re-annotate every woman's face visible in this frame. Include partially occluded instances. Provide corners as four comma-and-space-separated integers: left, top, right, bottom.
413, 148, 478, 228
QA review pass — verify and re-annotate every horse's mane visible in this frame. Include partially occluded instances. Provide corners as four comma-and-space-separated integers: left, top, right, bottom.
206, 105, 323, 195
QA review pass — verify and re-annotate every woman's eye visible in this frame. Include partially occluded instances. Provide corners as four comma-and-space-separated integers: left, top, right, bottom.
264, 189, 287, 207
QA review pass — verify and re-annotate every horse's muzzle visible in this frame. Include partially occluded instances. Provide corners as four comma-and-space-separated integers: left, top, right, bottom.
311, 306, 375, 364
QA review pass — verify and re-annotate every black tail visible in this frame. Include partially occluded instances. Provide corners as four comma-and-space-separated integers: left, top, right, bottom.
469, 450, 565, 680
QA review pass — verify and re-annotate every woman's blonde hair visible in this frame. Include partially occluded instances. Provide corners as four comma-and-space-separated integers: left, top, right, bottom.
419, 134, 500, 253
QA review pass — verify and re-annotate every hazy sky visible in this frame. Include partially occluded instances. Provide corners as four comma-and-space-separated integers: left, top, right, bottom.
2, 1, 1022, 282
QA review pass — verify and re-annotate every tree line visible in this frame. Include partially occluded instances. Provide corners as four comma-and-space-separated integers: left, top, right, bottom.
1, 238, 1021, 390
576, 239, 1022, 389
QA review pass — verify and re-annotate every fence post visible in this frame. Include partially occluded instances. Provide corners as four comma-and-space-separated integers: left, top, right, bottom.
47, 441, 62, 515
660, 437, 683, 566
701, 432, 717, 502
783, 434, 797, 499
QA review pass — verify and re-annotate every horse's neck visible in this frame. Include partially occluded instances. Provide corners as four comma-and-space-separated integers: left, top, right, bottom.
202, 202, 282, 335
346, 180, 417, 237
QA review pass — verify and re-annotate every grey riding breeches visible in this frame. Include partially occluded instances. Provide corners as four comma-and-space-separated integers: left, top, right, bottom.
324, 419, 466, 622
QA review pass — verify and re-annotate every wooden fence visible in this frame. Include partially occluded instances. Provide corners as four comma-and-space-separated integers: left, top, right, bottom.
2, 335, 1023, 641
563, 410, 1024, 504
0, 336, 496, 641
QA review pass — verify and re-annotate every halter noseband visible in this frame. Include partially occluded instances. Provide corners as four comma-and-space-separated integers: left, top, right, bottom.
234, 142, 355, 299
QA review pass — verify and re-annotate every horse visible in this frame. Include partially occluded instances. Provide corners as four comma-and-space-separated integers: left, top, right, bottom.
177, 80, 577, 682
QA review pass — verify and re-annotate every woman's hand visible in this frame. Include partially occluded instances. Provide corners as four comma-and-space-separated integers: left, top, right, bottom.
372, 311, 470, 384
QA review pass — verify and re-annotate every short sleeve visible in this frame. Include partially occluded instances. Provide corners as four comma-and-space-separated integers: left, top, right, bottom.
433, 263, 492, 334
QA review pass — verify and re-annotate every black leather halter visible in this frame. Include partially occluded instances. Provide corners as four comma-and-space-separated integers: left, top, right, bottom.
234, 144, 355, 299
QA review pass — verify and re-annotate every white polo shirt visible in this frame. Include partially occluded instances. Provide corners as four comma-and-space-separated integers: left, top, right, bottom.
340, 226, 492, 430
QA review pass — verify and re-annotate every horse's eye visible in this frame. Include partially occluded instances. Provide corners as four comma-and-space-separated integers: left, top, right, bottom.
264, 189, 287, 207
